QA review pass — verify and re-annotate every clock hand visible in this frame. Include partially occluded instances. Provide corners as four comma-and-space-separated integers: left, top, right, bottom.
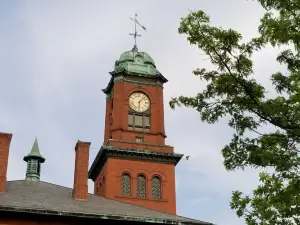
139, 96, 147, 105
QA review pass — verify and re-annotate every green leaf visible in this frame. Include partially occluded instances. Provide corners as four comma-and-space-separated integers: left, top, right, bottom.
172, 1, 300, 224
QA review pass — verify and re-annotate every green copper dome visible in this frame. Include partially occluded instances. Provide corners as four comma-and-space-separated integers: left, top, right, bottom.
118, 51, 155, 65
114, 49, 160, 76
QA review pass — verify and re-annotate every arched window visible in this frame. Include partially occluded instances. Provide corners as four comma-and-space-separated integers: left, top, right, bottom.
121, 173, 131, 196
137, 175, 146, 197
151, 176, 161, 199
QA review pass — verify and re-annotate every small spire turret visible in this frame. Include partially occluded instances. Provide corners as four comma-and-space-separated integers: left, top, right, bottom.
23, 138, 45, 181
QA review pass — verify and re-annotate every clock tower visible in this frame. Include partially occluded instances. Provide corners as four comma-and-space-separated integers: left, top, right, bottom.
88, 47, 183, 214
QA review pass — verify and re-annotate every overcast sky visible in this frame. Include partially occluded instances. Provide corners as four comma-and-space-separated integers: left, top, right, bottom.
0, 1, 284, 225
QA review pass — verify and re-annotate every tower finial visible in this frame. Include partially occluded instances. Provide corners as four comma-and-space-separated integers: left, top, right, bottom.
23, 138, 45, 181
129, 13, 146, 51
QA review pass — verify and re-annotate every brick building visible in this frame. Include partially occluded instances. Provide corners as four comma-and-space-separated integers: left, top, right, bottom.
0, 47, 213, 225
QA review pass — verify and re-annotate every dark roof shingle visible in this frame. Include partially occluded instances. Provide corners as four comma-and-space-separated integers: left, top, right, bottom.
0, 180, 213, 225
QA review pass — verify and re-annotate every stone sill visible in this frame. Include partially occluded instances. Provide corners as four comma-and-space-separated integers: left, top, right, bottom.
115, 195, 168, 202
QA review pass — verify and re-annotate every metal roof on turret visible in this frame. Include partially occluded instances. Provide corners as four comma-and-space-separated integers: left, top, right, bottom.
23, 138, 45, 163
114, 48, 161, 76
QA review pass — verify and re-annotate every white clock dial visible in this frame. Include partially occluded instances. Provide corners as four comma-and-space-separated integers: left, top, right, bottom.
129, 92, 150, 112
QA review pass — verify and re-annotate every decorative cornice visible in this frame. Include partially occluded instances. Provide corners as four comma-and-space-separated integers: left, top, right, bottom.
102, 71, 168, 95
111, 70, 168, 82
88, 145, 183, 181
110, 128, 167, 138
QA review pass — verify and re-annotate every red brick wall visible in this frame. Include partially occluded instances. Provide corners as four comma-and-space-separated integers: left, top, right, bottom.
0, 216, 129, 225
0, 132, 12, 193
72, 141, 90, 200
105, 81, 166, 146
0, 219, 69, 225
103, 98, 113, 145
95, 158, 177, 214
94, 161, 108, 196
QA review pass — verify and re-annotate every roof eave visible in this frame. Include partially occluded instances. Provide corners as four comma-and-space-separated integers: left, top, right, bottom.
109, 70, 168, 83
0, 206, 214, 225
102, 76, 114, 94
88, 146, 105, 180
88, 145, 183, 181
23, 155, 45, 163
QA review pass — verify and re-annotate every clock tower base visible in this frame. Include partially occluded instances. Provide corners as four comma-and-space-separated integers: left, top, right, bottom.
88, 143, 183, 214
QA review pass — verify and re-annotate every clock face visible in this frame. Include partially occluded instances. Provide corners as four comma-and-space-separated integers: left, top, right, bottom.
129, 92, 150, 112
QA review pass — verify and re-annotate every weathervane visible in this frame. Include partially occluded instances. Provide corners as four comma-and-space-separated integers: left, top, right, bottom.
129, 13, 146, 51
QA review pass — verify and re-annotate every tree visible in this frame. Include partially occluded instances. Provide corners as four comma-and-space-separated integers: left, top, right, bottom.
170, 1, 300, 224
